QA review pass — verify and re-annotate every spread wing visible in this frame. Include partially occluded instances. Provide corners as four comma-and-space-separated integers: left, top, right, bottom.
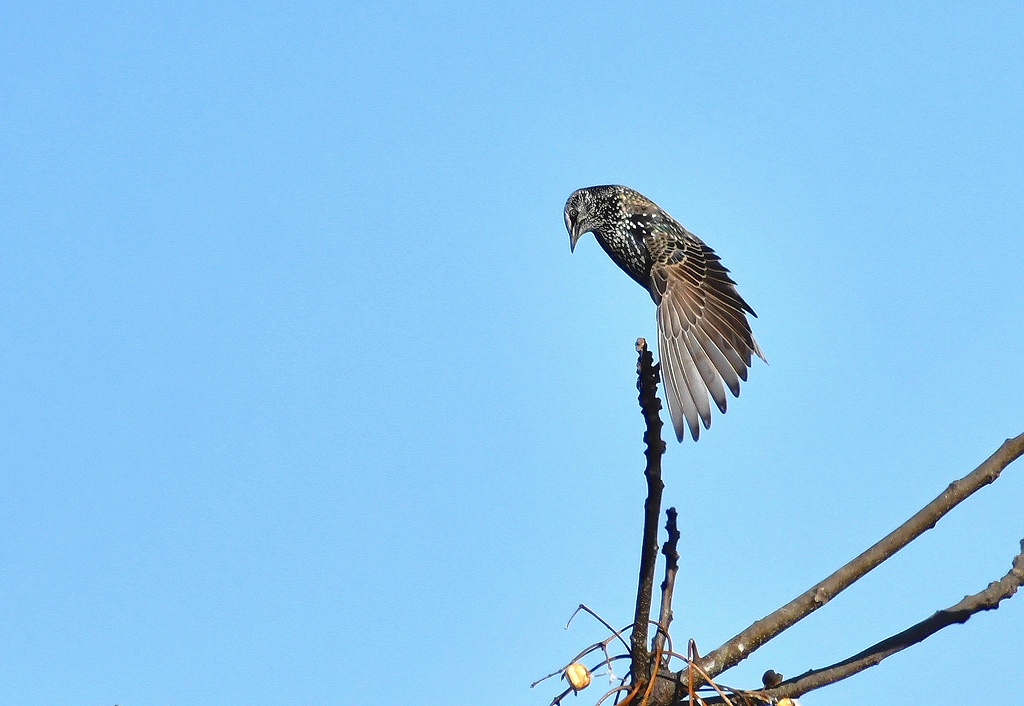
651, 233, 765, 442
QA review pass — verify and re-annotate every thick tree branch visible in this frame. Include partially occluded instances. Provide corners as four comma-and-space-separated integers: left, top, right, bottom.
631, 338, 667, 685
677, 538, 1024, 705
766, 538, 1024, 698
684, 431, 1024, 689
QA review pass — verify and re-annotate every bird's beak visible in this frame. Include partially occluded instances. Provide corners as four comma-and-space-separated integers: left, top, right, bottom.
568, 219, 582, 252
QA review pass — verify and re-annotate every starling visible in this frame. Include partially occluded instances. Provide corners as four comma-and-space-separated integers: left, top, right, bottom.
565, 185, 765, 442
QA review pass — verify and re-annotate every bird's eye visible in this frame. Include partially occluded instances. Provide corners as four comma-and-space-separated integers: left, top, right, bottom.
569, 208, 578, 218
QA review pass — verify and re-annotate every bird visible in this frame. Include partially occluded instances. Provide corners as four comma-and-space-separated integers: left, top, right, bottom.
565, 185, 765, 442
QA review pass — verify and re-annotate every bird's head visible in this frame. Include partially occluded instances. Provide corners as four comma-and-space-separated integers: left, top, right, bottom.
565, 185, 630, 251
564, 187, 600, 251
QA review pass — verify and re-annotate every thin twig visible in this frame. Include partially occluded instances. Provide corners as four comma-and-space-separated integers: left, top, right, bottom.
618, 679, 646, 706
532, 606, 634, 689
687, 640, 699, 706
687, 431, 1024, 687
589, 653, 632, 673
632, 338, 668, 686
685, 642, 739, 706
568, 604, 633, 654
548, 686, 571, 706
596, 686, 633, 706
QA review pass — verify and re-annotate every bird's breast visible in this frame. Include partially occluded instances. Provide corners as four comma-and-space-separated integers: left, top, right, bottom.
594, 227, 651, 289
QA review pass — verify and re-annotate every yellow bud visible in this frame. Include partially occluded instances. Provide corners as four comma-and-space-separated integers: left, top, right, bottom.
565, 663, 592, 691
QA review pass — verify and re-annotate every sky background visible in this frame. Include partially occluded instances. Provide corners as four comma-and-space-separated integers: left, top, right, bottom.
2, 2, 1022, 704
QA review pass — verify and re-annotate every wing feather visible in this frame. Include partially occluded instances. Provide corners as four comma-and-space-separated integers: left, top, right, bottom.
657, 302, 703, 441
651, 231, 763, 441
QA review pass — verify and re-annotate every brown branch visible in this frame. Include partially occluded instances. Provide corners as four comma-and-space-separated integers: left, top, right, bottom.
632, 338, 668, 686
653, 508, 681, 659
677, 538, 1024, 705
679, 431, 1024, 694
765, 537, 1024, 698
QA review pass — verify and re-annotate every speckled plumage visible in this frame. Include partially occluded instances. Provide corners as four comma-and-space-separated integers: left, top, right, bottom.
565, 185, 765, 442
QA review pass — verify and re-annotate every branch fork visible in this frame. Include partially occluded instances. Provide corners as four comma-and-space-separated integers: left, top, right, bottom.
538, 341, 1024, 706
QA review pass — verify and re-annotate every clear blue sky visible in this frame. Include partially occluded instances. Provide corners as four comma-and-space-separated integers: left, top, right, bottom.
2, 2, 1022, 704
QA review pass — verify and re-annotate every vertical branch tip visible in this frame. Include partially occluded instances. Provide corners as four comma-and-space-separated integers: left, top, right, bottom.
631, 339, 668, 686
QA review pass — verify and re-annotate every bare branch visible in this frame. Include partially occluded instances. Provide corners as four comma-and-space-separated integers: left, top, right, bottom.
632, 338, 668, 685
567, 604, 632, 654
763, 537, 1024, 699
653, 508, 681, 658
675, 538, 1024, 704
545, 339, 1024, 706
687, 431, 1024, 686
